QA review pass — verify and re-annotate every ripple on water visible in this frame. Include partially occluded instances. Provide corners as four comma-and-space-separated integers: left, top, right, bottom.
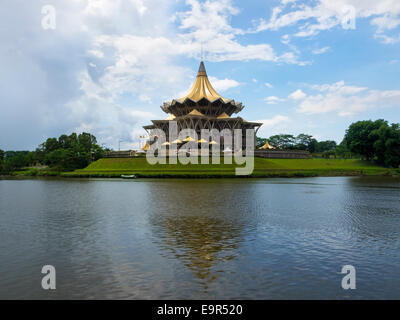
0, 177, 399, 299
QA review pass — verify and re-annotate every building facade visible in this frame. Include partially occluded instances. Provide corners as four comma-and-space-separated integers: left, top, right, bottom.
143, 61, 262, 150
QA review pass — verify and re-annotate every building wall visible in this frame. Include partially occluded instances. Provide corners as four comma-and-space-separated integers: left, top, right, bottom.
254, 150, 311, 159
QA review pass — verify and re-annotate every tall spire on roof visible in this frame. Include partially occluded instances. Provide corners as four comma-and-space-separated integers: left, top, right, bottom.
177, 60, 229, 103
197, 61, 207, 76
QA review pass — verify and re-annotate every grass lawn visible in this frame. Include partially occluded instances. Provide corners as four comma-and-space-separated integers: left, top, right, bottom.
60, 157, 394, 178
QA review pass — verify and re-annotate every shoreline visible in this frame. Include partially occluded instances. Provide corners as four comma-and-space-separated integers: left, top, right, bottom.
3, 158, 398, 179
3, 169, 399, 179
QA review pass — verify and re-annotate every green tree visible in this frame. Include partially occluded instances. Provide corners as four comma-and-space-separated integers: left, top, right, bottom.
256, 137, 267, 148
344, 119, 387, 160
343, 119, 400, 167
268, 134, 296, 150
316, 140, 337, 153
295, 134, 318, 152
42, 137, 60, 153
44, 148, 92, 171
1, 132, 106, 173
91, 144, 105, 161
58, 134, 71, 149
333, 142, 350, 158
371, 122, 400, 167
2, 151, 31, 172
39, 132, 105, 171
0, 149, 4, 173
78, 132, 97, 153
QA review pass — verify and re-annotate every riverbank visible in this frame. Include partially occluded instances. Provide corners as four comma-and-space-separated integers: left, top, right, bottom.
6, 157, 398, 178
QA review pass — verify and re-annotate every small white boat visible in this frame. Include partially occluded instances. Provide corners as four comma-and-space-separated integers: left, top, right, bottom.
121, 174, 137, 179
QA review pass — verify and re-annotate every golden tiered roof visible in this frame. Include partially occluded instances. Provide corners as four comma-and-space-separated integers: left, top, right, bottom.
217, 112, 230, 119
142, 141, 150, 151
176, 62, 231, 103
259, 140, 275, 150
160, 61, 244, 115
188, 109, 204, 116
165, 114, 176, 120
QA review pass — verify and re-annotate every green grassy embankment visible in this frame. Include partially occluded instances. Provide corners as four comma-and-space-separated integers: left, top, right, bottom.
10, 168, 60, 177
59, 157, 396, 178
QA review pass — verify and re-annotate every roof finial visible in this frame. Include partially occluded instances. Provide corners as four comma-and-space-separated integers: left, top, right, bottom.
200, 43, 204, 61
198, 60, 206, 75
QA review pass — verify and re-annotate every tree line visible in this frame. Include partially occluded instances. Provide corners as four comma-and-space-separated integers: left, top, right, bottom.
0, 132, 107, 173
343, 119, 400, 168
256, 134, 337, 154
257, 119, 400, 168
1, 119, 399, 174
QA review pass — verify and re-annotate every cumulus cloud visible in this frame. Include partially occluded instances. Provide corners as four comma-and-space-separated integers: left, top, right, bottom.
0, 0, 304, 150
295, 81, 400, 116
265, 82, 273, 88
264, 96, 285, 104
176, 0, 303, 64
256, 0, 400, 43
177, 0, 272, 62
64, 70, 156, 149
2, 1, 398, 150
253, 115, 292, 137
208, 77, 240, 92
0, 0, 177, 150
84, 0, 147, 16
288, 89, 307, 100
256, 115, 291, 127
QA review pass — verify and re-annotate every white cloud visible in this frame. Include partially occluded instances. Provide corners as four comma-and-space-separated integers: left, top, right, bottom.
176, 0, 303, 64
265, 82, 273, 88
295, 81, 400, 116
375, 32, 400, 44
312, 46, 330, 54
88, 50, 104, 58
253, 115, 292, 137
5, 0, 398, 151
91, 34, 187, 99
281, 34, 290, 44
264, 96, 285, 104
84, 0, 147, 17
310, 81, 368, 94
209, 76, 240, 92
258, 0, 400, 43
67, 0, 295, 148
256, 115, 291, 127
65, 71, 156, 150
68, 0, 307, 148
177, 0, 276, 61
0, 0, 179, 150
139, 94, 152, 103
288, 89, 306, 100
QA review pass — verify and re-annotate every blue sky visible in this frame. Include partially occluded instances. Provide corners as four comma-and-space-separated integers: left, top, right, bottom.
1, 0, 399, 150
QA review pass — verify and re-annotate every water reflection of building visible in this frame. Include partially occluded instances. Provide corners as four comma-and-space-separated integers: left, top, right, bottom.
143, 61, 262, 149
147, 182, 250, 284
152, 214, 241, 282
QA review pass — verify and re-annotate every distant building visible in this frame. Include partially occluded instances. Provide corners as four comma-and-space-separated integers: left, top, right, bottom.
104, 150, 137, 158
259, 140, 275, 150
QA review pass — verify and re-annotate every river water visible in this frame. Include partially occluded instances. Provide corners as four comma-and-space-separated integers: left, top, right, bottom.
0, 176, 399, 299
